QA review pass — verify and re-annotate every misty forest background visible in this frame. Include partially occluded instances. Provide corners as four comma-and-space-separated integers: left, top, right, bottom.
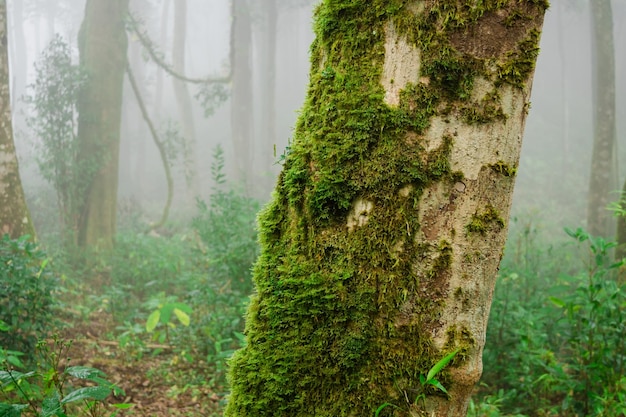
1, 0, 626, 416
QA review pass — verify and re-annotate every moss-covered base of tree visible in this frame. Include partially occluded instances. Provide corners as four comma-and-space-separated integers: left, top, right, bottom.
225, 1, 547, 416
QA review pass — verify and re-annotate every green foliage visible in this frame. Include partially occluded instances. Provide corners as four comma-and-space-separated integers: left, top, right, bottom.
25, 36, 90, 244
480, 222, 626, 416
90, 232, 196, 322
0, 336, 129, 417
188, 145, 258, 387
0, 235, 58, 355
192, 145, 260, 295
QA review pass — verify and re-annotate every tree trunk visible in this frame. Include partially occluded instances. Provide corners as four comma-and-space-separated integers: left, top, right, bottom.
172, 0, 198, 198
616, 177, 626, 262
231, 0, 253, 192
587, 0, 616, 239
0, 0, 35, 239
76, 0, 129, 250
7, 0, 27, 111
256, 0, 277, 197
225, 1, 546, 416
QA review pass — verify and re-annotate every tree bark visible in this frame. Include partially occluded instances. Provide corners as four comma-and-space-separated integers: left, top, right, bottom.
231, 0, 253, 192
0, 0, 35, 239
587, 0, 616, 239
225, 1, 546, 416
76, 0, 129, 250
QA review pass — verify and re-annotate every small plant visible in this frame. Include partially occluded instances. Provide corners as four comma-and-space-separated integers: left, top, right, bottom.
145, 293, 192, 345
0, 235, 58, 354
0, 336, 130, 417
375, 349, 459, 416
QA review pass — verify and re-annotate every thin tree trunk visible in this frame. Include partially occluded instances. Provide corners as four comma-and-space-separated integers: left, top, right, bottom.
153, 0, 170, 119
587, 0, 616, 239
231, 0, 253, 192
76, 0, 129, 250
0, 0, 35, 239
556, 1, 569, 165
7, 0, 27, 111
256, 0, 277, 197
225, 1, 547, 416
172, 0, 198, 198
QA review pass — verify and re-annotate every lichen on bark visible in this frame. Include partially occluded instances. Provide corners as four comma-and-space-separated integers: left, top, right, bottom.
225, 1, 546, 416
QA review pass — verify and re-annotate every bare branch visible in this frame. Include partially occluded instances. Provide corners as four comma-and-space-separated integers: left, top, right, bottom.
126, 13, 232, 85
125, 62, 173, 231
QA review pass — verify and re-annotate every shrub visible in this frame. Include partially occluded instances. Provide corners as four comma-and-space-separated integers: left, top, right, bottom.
192, 145, 260, 295
0, 235, 58, 354
0, 336, 128, 417
480, 223, 626, 416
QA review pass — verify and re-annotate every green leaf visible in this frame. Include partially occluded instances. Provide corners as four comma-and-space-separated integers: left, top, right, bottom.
173, 308, 190, 326
160, 304, 174, 324
146, 310, 160, 332
548, 296, 565, 308
426, 378, 449, 395
374, 402, 399, 416
0, 403, 28, 417
171, 302, 192, 314
426, 349, 459, 382
41, 393, 62, 417
65, 366, 105, 380
6, 355, 25, 369
0, 321, 9, 332
111, 403, 133, 410
0, 371, 36, 386
61, 386, 111, 404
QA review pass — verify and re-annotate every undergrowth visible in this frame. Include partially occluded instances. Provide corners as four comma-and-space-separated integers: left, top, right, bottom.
477, 217, 626, 417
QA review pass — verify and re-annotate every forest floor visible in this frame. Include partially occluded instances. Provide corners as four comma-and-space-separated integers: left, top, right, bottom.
60, 312, 224, 417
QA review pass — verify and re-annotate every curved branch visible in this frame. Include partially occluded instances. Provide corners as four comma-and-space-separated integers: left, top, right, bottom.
125, 62, 173, 231
127, 13, 232, 85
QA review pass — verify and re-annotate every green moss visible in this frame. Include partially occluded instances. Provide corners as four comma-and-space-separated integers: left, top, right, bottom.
489, 160, 517, 177
497, 28, 542, 88
226, 1, 545, 416
461, 90, 507, 125
466, 205, 505, 235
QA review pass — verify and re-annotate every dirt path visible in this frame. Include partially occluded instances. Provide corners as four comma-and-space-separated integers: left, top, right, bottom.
61, 315, 224, 416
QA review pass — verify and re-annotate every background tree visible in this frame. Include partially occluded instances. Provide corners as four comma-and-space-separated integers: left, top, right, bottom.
226, 1, 547, 416
75, 0, 129, 250
231, 0, 253, 192
0, 0, 35, 239
26, 36, 85, 246
587, 0, 616, 239
172, 0, 199, 198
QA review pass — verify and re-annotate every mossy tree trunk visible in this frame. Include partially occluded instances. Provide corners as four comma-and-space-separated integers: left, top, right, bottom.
587, 0, 616, 239
76, 0, 129, 250
226, 1, 547, 416
0, 0, 35, 239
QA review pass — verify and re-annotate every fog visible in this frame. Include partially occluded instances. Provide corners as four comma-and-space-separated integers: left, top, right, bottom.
6, 0, 625, 236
